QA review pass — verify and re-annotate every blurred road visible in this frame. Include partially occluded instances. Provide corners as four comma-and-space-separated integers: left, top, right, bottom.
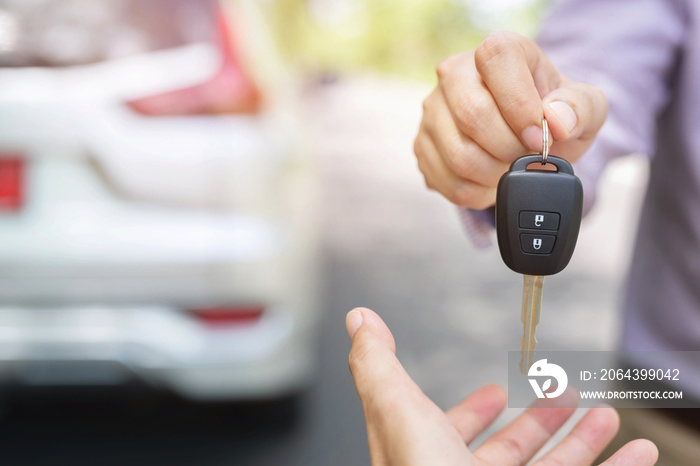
0, 76, 647, 466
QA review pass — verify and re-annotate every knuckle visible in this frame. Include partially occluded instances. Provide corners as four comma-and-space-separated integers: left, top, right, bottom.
572, 82, 607, 114
422, 173, 436, 192
475, 31, 522, 69
436, 57, 452, 80
422, 89, 436, 113
571, 85, 596, 114
442, 188, 461, 206
498, 437, 526, 462
582, 91, 596, 118
449, 188, 471, 207
587, 85, 608, 116
412, 152, 433, 189
444, 140, 478, 178
421, 90, 440, 123
595, 86, 608, 107
448, 182, 473, 207
413, 135, 423, 158
454, 92, 494, 136
435, 52, 464, 80
555, 83, 608, 133
348, 340, 373, 375
452, 183, 494, 209
412, 147, 434, 189
504, 95, 532, 117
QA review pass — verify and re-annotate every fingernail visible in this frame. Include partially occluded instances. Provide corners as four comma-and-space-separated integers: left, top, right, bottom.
521, 125, 543, 152
346, 310, 363, 338
548, 101, 577, 133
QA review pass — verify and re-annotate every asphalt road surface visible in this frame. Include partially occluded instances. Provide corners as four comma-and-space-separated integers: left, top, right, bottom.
0, 77, 647, 466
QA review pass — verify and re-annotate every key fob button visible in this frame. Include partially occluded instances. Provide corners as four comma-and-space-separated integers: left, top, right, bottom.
519, 211, 560, 230
520, 233, 556, 254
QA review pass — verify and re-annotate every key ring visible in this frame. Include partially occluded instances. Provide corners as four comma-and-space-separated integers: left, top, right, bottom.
541, 118, 549, 165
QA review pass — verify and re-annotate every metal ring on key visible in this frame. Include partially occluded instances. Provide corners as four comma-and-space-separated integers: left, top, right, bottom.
541, 118, 549, 165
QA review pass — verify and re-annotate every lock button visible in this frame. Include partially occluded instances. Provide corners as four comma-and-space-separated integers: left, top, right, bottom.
519, 211, 560, 230
520, 233, 556, 254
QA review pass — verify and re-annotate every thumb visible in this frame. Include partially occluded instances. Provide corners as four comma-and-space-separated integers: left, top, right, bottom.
543, 80, 608, 142
346, 308, 419, 408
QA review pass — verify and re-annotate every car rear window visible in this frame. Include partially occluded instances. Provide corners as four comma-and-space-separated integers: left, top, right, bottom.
0, 0, 217, 67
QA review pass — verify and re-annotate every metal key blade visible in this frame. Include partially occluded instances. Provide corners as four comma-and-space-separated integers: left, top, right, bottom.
520, 274, 544, 375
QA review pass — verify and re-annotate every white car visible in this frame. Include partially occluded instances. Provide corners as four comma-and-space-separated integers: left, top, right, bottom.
0, 0, 320, 401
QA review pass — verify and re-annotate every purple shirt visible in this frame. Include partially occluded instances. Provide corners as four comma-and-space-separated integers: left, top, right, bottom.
467, 0, 700, 387
539, 0, 699, 353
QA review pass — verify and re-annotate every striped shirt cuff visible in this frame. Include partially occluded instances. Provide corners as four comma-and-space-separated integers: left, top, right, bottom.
459, 206, 496, 249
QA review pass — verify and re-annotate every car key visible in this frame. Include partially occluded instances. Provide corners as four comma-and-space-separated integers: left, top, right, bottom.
496, 119, 583, 375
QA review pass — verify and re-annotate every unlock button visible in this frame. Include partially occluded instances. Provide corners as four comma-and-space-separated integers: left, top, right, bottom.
520, 234, 556, 254
519, 211, 560, 230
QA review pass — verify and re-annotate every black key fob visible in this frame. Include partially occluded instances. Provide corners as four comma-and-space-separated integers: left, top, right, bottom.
496, 154, 583, 276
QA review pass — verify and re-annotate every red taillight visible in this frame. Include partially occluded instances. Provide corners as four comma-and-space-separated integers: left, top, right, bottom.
126, 4, 262, 116
0, 155, 24, 212
190, 305, 265, 328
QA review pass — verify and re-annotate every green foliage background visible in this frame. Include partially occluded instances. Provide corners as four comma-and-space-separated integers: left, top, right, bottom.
260, 0, 545, 82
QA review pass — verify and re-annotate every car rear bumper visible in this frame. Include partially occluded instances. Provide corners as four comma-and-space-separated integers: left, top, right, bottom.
0, 305, 316, 400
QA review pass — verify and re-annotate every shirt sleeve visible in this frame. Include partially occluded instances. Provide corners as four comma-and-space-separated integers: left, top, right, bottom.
540, 0, 687, 202
460, 0, 687, 249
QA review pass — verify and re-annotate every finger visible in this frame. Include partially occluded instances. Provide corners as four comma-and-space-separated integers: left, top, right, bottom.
598, 439, 659, 466
533, 405, 619, 466
436, 55, 530, 162
346, 308, 420, 410
346, 307, 404, 466
474, 31, 561, 151
347, 308, 464, 466
446, 384, 507, 444
543, 80, 608, 142
414, 126, 458, 194
423, 91, 511, 183
414, 127, 496, 209
474, 387, 579, 465
346, 308, 475, 465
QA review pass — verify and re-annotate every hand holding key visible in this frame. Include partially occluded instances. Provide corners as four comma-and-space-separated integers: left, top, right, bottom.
415, 31, 602, 375
414, 31, 607, 209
